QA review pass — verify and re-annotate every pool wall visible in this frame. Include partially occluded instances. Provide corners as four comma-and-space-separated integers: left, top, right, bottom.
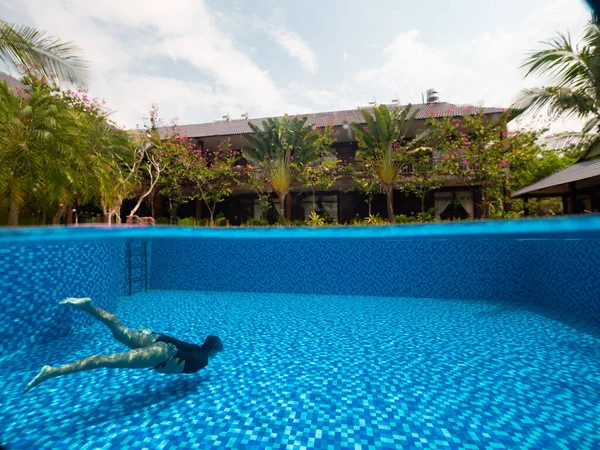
0, 240, 127, 352
518, 239, 600, 321
149, 237, 600, 327
150, 238, 524, 300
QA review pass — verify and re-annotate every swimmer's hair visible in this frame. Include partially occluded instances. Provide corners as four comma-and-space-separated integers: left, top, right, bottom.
202, 335, 223, 352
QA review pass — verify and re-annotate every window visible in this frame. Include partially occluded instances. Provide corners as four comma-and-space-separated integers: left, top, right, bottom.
302, 194, 338, 222
331, 143, 356, 164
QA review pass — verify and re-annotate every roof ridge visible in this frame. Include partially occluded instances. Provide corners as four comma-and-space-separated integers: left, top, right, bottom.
162, 101, 502, 131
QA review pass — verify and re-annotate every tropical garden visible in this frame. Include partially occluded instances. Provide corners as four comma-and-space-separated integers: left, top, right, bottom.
0, 15, 598, 227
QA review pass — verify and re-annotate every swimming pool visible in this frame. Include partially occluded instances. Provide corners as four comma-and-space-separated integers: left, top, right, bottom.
1, 218, 600, 449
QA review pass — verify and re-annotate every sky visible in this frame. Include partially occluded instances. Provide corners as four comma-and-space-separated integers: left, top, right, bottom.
0, 0, 593, 130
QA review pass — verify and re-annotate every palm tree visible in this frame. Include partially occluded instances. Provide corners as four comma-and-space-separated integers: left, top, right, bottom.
0, 76, 127, 226
242, 115, 323, 222
0, 78, 81, 225
0, 20, 88, 85
512, 15, 600, 158
78, 114, 134, 225
351, 104, 414, 221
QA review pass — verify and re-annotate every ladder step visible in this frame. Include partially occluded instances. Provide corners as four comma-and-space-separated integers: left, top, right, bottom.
128, 240, 148, 295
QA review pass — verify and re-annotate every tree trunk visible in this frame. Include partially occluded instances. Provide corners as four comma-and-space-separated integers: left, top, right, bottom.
482, 190, 489, 218
53, 204, 66, 225
102, 205, 110, 224
421, 192, 426, 213
66, 204, 73, 225
312, 192, 317, 213
279, 192, 286, 224
503, 185, 511, 213
204, 201, 216, 227
168, 197, 175, 225
386, 185, 394, 222
149, 190, 155, 218
129, 166, 160, 218
108, 207, 121, 225
8, 198, 19, 226
368, 198, 372, 217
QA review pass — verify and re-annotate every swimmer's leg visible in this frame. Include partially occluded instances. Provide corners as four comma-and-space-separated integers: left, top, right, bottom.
59, 297, 155, 349
23, 341, 177, 394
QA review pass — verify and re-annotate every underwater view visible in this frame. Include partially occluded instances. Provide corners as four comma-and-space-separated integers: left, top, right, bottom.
1, 218, 600, 449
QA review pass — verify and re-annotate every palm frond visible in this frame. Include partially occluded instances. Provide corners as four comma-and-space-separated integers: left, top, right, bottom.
581, 15, 600, 52
0, 21, 89, 86
512, 86, 597, 118
521, 32, 594, 90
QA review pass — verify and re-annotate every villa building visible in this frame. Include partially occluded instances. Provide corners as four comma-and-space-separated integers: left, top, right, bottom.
150, 102, 506, 224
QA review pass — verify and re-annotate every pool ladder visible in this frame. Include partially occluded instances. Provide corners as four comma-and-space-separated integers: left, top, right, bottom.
127, 239, 148, 296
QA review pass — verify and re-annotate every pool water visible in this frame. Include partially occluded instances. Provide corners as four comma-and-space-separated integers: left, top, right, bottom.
2, 290, 600, 449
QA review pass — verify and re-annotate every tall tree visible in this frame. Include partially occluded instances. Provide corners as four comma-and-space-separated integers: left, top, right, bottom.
0, 77, 79, 225
57, 86, 133, 225
0, 21, 89, 86
513, 15, 600, 158
0, 77, 133, 225
126, 105, 168, 221
349, 155, 381, 217
184, 137, 240, 226
242, 115, 332, 223
297, 122, 340, 215
351, 104, 414, 221
403, 145, 445, 213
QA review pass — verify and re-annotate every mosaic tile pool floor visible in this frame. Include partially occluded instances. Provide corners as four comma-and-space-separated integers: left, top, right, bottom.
2, 291, 600, 450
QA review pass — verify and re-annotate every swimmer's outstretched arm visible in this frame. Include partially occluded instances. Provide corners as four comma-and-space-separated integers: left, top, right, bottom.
23, 341, 177, 394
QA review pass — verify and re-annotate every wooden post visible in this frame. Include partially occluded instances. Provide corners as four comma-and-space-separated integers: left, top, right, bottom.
568, 182, 577, 214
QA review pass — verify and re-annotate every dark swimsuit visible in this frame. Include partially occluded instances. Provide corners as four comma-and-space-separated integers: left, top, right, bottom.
152, 334, 209, 374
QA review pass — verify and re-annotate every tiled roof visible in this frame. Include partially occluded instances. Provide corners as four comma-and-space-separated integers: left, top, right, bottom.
512, 158, 600, 197
165, 102, 505, 139
0, 72, 26, 90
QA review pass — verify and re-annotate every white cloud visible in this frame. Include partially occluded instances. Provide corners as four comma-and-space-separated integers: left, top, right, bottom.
0, 0, 304, 126
263, 26, 318, 74
353, 0, 590, 116
0, 0, 593, 134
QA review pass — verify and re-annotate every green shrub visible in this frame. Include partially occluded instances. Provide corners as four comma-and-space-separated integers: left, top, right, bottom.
364, 214, 387, 225
246, 218, 269, 227
490, 210, 522, 219
416, 210, 437, 223
215, 216, 227, 227
351, 215, 365, 226
308, 211, 325, 226
177, 217, 195, 226
394, 214, 414, 224
321, 210, 336, 224
155, 217, 169, 225
283, 219, 305, 227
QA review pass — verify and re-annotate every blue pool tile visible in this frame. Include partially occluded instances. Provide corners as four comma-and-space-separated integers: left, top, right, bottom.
2, 288, 600, 449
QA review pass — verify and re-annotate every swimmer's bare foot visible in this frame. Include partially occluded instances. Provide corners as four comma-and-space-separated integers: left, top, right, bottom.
23, 365, 54, 394
59, 297, 92, 309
